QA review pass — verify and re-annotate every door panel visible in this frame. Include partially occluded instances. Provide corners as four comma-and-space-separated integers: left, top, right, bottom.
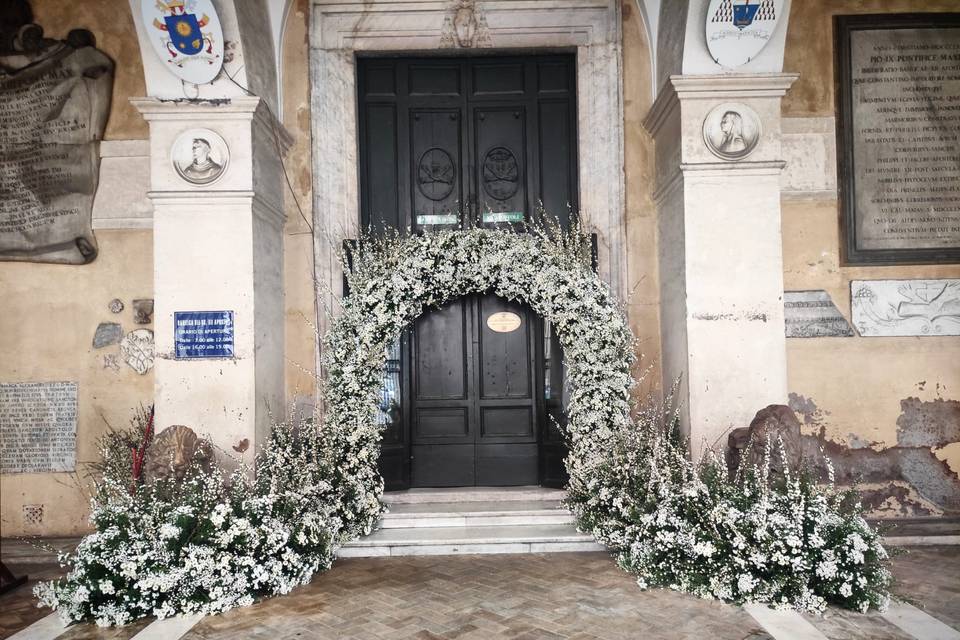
477, 444, 538, 486
358, 55, 577, 489
413, 444, 475, 487
414, 301, 468, 401
411, 109, 462, 230
480, 407, 533, 438
475, 107, 527, 224
478, 295, 531, 399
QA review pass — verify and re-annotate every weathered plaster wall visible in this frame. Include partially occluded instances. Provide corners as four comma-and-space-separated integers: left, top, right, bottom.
0, 231, 154, 537
781, 1, 960, 516
0, 2, 153, 538
783, 0, 959, 118
623, 0, 662, 397
29, 0, 148, 140
281, 0, 318, 411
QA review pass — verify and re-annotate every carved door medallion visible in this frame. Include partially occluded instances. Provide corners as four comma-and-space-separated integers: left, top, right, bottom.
417, 148, 456, 201
481, 147, 520, 200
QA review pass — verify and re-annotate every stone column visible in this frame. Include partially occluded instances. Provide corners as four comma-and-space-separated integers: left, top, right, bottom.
132, 97, 289, 457
644, 74, 797, 459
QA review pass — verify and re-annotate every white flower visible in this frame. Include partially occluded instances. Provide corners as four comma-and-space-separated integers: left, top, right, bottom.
98, 580, 115, 595
159, 523, 180, 540
692, 541, 716, 558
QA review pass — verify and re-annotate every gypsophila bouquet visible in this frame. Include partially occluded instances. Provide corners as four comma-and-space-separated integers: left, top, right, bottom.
35, 419, 343, 626
566, 396, 892, 613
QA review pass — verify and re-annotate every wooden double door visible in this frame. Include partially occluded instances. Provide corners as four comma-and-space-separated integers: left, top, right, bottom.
357, 54, 577, 489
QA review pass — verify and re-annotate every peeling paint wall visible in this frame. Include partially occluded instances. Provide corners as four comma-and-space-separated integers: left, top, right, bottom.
782, 0, 960, 516
0, 232, 154, 536
0, 1, 153, 537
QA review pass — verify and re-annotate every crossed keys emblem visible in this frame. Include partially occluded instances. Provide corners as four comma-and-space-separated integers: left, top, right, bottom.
482, 147, 520, 200
417, 148, 455, 201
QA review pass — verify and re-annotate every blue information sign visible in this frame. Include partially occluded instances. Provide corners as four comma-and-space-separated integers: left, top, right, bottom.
174, 311, 235, 359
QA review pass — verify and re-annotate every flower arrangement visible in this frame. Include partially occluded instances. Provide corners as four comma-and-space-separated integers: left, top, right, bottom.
36, 416, 343, 626
35, 224, 891, 625
566, 396, 892, 613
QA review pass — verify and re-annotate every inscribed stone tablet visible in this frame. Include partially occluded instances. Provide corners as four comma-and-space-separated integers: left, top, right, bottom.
783, 291, 855, 338
837, 15, 960, 264
0, 43, 114, 264
0, 381, 77, 473
851, 279, 960, 336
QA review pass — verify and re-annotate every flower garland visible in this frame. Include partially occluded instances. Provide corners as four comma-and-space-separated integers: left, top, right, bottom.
320, 225, 635, 539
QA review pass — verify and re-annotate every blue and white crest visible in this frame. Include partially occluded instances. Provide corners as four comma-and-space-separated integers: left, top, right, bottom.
142, 0, 224, 84
706, 0, 783, 68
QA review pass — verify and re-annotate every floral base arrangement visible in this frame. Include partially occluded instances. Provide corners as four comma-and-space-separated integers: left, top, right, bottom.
35, 225, 891, 625
566, 402, 892, 613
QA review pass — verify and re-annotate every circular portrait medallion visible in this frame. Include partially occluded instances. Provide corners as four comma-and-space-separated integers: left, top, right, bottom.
171, 128, 229, 186
701, 103, 762, 161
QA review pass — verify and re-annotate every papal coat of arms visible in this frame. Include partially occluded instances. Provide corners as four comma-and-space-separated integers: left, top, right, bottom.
705, 0, 783, 69
141, 0, 223, 84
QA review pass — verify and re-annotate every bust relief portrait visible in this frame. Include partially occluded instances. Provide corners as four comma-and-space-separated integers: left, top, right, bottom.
171, 128, 229, 185
702, 103, 761, 161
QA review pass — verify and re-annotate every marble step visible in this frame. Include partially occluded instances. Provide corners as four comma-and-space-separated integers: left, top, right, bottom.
380, 500, 575, 528
338, 523, 604, 557
382, 486, 567, 505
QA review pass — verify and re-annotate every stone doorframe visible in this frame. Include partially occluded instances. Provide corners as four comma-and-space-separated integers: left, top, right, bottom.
309, 0, 628, 363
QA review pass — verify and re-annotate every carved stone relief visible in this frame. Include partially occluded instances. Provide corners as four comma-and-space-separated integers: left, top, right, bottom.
702, 103, 761, 161
852, 279, 960, 337
171, 128, 229, 186
440, 0, 492, 49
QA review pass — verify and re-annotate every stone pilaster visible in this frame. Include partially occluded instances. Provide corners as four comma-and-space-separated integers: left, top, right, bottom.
132, 97, 289, 457
644, 74, 798, 459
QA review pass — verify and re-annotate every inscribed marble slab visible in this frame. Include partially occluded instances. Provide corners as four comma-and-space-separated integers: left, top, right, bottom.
0, 381, 77, 473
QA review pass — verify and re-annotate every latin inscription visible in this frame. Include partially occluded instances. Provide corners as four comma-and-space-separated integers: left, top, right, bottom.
0, 45, 113, 264
0, 381, 77, 474
849, 26, 960, 253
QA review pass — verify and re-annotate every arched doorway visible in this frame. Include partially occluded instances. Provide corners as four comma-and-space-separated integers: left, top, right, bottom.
356, 54, 578, 489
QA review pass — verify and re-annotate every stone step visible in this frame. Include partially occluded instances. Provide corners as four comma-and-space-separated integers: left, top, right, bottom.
338, 523, 604, 557
380, 500, 575, 528
382, 486, 567, 505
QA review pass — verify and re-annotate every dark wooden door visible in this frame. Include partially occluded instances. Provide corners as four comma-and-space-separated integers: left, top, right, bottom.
358, 55, 577, 489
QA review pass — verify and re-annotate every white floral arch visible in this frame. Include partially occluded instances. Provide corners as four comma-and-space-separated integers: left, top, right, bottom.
320, 227, 636, 538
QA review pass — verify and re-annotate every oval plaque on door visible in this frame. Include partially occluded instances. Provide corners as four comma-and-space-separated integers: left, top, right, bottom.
486, 311, 522, 333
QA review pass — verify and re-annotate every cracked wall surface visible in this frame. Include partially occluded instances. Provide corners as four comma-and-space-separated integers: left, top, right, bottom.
781, 0, 960, 519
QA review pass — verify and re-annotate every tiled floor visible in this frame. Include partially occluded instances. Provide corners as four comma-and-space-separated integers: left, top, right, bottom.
2, 548, 959, 640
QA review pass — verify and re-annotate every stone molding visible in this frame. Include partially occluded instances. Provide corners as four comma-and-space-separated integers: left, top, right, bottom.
92, 140, 153, 230
644, 73, 798, 198
309, 0, 629, 323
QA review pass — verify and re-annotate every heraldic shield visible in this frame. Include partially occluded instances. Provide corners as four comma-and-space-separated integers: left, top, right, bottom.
165, 13, 203, 55
732, 1, 760, 28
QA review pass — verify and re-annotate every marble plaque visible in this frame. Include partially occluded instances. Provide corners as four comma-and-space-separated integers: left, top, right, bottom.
0, 381, 77, 473
784, 290, 855, 338
0, 43, 114, 264
838, 16, 960, 263
852, 279, 960, 336
92, 322, 122, 348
